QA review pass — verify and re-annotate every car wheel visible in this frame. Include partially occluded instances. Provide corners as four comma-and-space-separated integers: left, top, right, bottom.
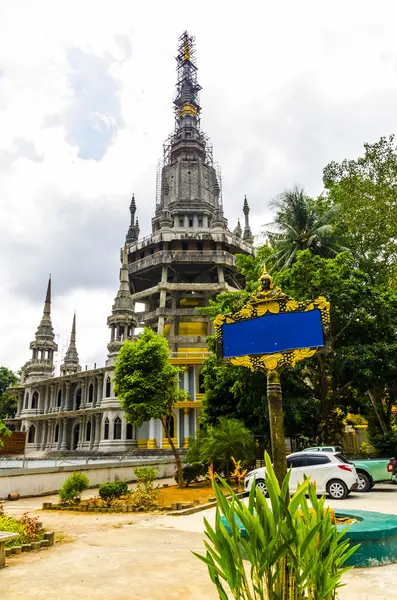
356, 472, 371, 492
255, 479, 268, 497
327, 479, 348, 500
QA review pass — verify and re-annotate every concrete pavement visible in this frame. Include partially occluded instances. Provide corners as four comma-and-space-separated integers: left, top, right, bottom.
2, 484, 397, 598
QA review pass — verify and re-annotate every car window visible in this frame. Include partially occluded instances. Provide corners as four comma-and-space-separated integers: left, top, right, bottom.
306, 455, 330, 466
287, 456, 307, 468
335, 453, 352, 464
321, 447, 333, 452
305, 447, 318, 452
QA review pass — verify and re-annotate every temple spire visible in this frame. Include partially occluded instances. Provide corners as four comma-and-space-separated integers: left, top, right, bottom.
126, 194, 139, 243
106, 245, 137, 366
60, 312, 81, 376
22, 277, 58, 383
243, 195, 253, 243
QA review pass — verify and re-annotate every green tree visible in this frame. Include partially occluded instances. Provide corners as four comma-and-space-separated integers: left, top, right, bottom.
0, 366, 18, 420
265, 185, 344, 270
323, 135, 397, 280
199, 417, 255, 476
113, 328, 185, 487
275, 250, 397, 441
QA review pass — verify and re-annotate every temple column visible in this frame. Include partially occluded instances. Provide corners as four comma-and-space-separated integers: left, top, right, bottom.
93, 414, 101, 450
147, 419, 157, 449
16, 391, 24, 417
183, 408, 190, 448
63, 382, 70, 411
157, 266, 168, 334
45, 420, 53, 451
183, 368, 189, 395
95, 375, 103, 407
60, 418, 68, 451
81, 381, 86, 410
77, 416, 84, 450
50, 385, 56, 412
41, 421, 47, 450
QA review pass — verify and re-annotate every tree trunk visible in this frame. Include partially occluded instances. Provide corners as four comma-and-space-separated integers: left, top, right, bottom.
267, 369, 287, 484
367, 390, 389, 435
161, 416, 184, 488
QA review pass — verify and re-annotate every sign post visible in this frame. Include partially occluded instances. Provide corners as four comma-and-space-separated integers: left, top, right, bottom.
214, 266, 330, 483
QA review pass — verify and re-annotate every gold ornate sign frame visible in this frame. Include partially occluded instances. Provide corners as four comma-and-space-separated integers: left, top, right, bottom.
214, 266, 331, 373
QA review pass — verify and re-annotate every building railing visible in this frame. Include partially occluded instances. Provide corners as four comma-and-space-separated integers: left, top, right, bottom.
128, 250, 236, 272
169, 352, 211, 359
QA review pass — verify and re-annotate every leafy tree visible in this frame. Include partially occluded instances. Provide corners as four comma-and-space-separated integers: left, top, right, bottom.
324, 135, 397, 280
265, 185, 344, 270
0, 366, 18, 420
0, 419, 11, 448
200, 338, 319, 446
275, 250, 397, 441
199, 417, 255, 476
113, 328, 185, 486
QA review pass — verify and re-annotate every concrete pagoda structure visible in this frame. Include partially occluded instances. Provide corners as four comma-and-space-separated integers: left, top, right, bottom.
7, 32, 254, 455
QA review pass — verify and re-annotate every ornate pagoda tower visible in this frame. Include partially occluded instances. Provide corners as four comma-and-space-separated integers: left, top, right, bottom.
126, 32, 254, 356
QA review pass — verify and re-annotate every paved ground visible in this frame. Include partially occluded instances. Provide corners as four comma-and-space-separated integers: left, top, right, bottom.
2, 484, 397, 599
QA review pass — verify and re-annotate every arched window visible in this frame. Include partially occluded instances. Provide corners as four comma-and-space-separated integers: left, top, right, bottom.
54, 423, 59, 443
88, 383, 94, 403
113, 417, 122, 440
57, 389, 62, 407
32, 391, 39, 409
105, 377, 111, 397
24, 392, 29, 409
28, 425, 36, 444
75, 388, 82, 410
86, 420, 91, 442
104, 418, 109, 440
179, 219, 183, 227
126, 423, 133, 440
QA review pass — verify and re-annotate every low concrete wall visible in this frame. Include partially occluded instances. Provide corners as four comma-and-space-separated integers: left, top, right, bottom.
0, 458, 175, 499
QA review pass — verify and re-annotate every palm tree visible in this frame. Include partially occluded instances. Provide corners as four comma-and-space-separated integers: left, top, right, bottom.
265, 185, 345, 270
199, 417, 255, 476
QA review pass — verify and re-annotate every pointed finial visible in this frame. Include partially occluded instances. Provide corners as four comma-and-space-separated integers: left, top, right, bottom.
243, 195, 249, 213
71, 312, 76, 343
43, 276, 51, 315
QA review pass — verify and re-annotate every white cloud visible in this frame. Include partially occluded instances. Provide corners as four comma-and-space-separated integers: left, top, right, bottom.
1, 0, 397, 371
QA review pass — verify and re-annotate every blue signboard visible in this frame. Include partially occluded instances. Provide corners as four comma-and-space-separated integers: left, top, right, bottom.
222, 309, 325, 359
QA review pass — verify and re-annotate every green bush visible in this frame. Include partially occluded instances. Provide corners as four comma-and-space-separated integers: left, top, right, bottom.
176, 462, 207, 486
59, 472, 90, 503
199, 417, 255, 476
134, 467, 158, 490
98, 481, 128, 501
195, 453, 358, 599
0, 513, 44, 548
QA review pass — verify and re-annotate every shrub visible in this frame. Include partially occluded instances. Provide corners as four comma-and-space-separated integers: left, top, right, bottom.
134, 467, 158, 490
0, 512, 44, 547
176, 462, 207, 486
195, 453, 358, 599
199, 417, 255, 476
98, 481, 128, 501
59, 472, 90, 503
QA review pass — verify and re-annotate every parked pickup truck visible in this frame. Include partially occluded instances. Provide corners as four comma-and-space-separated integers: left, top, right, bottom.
304, 446, 397, 491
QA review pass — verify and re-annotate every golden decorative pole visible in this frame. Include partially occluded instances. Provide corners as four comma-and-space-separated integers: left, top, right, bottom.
214, 266, 330, 484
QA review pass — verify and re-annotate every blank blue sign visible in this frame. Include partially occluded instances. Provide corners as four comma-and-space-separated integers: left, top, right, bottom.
222, 309, 325, 358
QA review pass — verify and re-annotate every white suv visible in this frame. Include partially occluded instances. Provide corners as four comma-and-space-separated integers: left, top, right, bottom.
244, 451, 358, 500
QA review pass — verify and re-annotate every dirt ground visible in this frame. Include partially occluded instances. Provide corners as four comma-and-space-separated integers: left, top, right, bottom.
3, 483, 397, 599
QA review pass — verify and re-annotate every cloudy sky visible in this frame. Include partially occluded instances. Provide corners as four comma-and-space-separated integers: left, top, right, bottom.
1, 0, 397, 373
